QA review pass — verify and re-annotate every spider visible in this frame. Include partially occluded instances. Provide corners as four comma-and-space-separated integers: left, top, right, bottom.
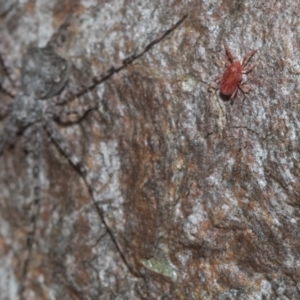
210, 45, 257, 103
0, 14, 187, 295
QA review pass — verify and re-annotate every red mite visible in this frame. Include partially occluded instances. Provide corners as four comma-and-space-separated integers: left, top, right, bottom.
213, 45, 257, 103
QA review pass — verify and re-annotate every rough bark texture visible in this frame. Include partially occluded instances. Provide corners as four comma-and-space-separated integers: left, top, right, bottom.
1, 0, 300, 299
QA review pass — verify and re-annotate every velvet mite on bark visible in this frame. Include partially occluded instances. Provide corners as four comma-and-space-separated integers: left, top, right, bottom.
211, 45, 257, 103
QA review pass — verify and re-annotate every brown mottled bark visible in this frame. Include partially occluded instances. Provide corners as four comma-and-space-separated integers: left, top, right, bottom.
1, 0, 300, 299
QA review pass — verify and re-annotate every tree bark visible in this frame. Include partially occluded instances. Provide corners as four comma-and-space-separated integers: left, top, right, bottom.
1, 0, 300, 299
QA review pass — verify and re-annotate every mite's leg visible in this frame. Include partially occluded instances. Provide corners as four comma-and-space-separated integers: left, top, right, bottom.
224, 45, 235, 63
238, 83, 251, 94
242, 63, 257, 74
208, 75, 221, 92
242, 50, 257, 67
230, 87, 239, 105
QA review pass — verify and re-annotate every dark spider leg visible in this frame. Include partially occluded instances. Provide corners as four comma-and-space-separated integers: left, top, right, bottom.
52, 103, 97, 124
0, 102, 12, 119
50, 94, 98, 124
20, 124, 43, 299
42, 116, 140, 277
0, 129, 9, 155
55, 14, 187, 105
0, 118, 19, 154
0, 83, 16, 98
46, 15, 72, 49
0, 48, 18, 97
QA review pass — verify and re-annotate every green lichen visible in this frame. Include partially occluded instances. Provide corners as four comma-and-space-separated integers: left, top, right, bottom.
181, 75, 196, 92
141, 250, 178, 281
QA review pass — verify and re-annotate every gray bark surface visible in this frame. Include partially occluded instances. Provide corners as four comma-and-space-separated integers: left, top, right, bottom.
1, 0, 300, 299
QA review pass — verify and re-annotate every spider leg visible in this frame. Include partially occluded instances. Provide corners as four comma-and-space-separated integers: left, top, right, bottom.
0, 48, 19, 97
43, 115, 87, 175
53, 86, 84, 105
0, 102, 12, 119
43, 116, 139, 276
46, 15, 72, 48
51, 102, 97, 124
59, 14, 187, 104
52, 89, 98, 122
0, 83, 16, 98
0, 118, 19, 154
20, 123, 43, 296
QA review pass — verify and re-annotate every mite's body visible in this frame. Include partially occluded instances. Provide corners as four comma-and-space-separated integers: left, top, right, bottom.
219, 61, 243, 96
211, 45, 257, 103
